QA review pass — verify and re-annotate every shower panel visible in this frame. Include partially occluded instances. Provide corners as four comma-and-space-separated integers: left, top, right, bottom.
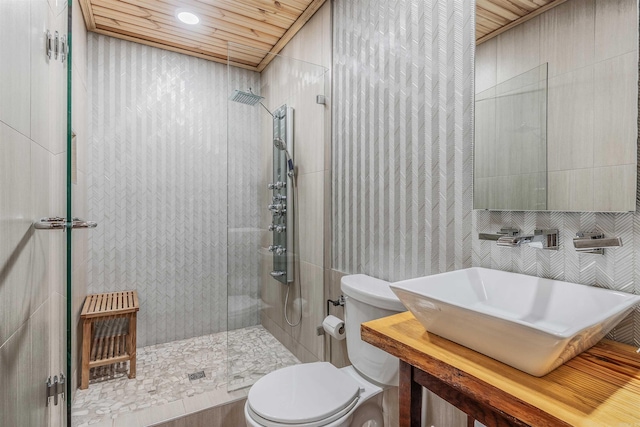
268, 105, 294, 284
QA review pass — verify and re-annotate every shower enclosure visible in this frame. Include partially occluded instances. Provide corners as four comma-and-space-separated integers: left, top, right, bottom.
71, 36, 327, 425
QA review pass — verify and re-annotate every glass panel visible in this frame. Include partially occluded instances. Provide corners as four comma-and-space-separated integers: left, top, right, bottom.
66, 0, 72, 421
226, 44, 328, 391
474, 63, 548, 210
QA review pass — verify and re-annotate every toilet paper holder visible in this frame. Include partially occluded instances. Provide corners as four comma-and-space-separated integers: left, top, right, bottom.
326, 295, 345, 316
317, 296, 346, 336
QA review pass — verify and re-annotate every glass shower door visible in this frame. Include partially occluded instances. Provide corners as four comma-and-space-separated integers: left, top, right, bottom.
226, 44, 328, 392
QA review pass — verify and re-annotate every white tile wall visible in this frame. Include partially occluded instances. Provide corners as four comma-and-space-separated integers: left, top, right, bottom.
332, 0, 474, 281
1, 0, 69, 425
87, 34, 261, 346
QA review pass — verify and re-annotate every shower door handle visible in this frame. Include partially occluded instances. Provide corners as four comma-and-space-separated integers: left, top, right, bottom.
71, 218, 98, 229
34, 217, 98, 230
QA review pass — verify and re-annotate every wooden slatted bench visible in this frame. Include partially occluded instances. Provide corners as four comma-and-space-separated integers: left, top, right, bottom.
80, 291, 139, 389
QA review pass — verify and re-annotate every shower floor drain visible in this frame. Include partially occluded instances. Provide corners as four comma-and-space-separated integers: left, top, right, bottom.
188, 371, 206, 381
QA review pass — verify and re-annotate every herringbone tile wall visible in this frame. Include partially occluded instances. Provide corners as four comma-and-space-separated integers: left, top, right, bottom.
87, 34, 261, 346
332, 0, 475, 282
333, 0, 640, 348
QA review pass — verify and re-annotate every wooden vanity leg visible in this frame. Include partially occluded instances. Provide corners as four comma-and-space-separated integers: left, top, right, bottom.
399, 360, 422, 427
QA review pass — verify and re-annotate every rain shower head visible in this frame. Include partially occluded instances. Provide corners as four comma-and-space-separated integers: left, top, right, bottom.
229, 89, 264, 106
229, 88, 274, 117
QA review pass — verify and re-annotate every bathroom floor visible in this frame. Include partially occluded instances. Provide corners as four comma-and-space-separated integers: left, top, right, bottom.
71, 325, 299, 427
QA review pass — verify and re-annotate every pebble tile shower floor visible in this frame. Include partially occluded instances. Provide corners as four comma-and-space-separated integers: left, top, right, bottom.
72, 325, 299, 426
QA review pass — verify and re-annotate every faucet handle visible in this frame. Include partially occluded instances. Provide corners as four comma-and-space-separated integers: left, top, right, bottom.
498, 228, 520, 236
532, 229, 559, 250
573, 231, 622, 254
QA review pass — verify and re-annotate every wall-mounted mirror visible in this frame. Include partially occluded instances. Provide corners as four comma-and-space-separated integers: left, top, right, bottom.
474, 0, 638, 212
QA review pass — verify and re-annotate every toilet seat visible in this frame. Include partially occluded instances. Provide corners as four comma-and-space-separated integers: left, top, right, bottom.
246, 362, 362, 427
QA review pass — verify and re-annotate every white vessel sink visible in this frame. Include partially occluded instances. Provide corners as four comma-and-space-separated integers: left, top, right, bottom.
390, 267, 640, 376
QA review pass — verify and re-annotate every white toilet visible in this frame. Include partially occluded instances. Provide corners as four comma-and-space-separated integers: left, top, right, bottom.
244, 274, 406, 427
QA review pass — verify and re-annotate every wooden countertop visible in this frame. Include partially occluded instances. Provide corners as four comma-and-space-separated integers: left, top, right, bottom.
362, 311, 640, 426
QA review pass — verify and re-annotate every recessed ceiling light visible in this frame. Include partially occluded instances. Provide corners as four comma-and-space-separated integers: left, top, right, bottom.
176, 9, 200, 25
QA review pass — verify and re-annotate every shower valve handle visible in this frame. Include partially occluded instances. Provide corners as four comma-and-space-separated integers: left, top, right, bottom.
268, 224, 286, 232
268, 204, 285, 211
268, 181, 286, 190
268, 245, 286, 255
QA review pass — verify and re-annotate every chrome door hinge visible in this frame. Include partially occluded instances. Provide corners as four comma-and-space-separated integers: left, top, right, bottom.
53, 31, 59, 60
60, 35, 67, 63
46, 30, 53, 60
46, 374, 65, 406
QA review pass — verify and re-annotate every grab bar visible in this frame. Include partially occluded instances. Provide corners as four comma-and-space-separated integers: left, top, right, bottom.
34, 217, 98, 230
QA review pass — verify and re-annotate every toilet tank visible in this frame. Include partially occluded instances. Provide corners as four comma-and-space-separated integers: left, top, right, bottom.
341, 274, 406, 386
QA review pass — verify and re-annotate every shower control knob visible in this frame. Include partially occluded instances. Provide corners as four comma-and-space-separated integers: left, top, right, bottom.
268, 204, 285, 211
275, 225, 286, 233
275, 247, 287, 255
268, 181, 286, 190
273, 194, 287, 202
268, 245, 279, 253
268, 224, 276, 231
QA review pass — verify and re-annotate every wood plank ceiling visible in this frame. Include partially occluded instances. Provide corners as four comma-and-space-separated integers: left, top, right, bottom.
476, 0, 567, 44
78, 0, 327, 71
78, 0, 569, 71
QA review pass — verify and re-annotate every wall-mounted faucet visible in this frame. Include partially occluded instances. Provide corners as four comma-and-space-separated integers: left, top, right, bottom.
573, 232, 622, 255
497, 229, 559, 250
478, 228, 520, 241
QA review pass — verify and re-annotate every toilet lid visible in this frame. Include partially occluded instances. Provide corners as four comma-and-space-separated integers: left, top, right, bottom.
247, 362, 361, 425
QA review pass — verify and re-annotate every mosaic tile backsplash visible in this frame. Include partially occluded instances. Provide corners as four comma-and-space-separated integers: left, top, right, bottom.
87, 34, 262, 346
